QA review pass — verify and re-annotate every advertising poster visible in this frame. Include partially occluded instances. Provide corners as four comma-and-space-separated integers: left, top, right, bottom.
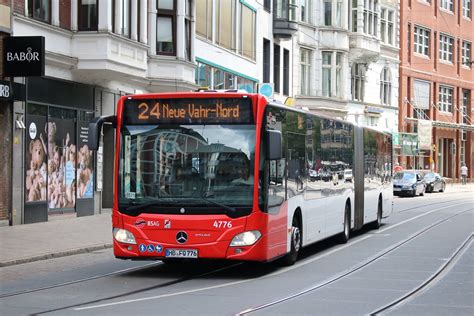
47, 117, 76, 209
25, 115, 48, 202
401, 133, 419, 156
77, 120, 94, 199
417, 120, 432, 150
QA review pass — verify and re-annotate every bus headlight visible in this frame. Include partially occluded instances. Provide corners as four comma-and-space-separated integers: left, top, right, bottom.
230, 230, 261, 247
113, 228, 137, 244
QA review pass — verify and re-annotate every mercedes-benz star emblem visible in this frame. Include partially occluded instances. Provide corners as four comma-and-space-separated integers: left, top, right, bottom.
176, 231, 188, 244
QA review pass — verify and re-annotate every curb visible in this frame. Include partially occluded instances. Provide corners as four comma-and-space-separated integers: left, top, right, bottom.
0, 243, 113, 267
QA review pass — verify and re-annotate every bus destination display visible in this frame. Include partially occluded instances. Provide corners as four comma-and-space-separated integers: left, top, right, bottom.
123, 98, 253, 124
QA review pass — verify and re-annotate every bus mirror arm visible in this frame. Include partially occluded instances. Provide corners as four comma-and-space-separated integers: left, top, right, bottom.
266, 130, 282, 160
88, 115, 117, 150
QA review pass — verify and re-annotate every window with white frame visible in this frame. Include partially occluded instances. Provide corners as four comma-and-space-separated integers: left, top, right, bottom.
78, 0, 98, 31
463, 0, 472, 18
380, 67, 391, 105
185, 0, 192, 61
322, 51, 344, 98
276, 0, 298, 22
324, 0, 332, 26
300, 48, 312, 95
28, 0, 51, 23
336, 52, 342, 97
300, 0, 311, 23
322, 52, 332, 97
120, 0, 132, 38
380, 8, 395, 45
439, 34, 454, 62
156, 0, 175, 55
462, 89, 470, 124
336, 0, 343, 27
462, 41, 472, 67
414, 26, 430, 56
438, 86, 453, 112
323, 0, 344, 27
363, 0, 378, 36
351, 63, 365, 101
351, 0, 358, 32
366, 115, 379, 127
440, 0, 454, 12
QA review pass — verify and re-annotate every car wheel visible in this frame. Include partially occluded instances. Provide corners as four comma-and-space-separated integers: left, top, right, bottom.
420, 187, 424, 196
280, 216, 301, 266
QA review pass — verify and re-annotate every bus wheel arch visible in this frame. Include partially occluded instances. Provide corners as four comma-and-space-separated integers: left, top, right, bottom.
280, 208, 302, 266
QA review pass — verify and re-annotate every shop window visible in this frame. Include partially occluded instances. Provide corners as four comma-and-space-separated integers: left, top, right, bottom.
28, 0, 51, 24
78, 0, 98, 31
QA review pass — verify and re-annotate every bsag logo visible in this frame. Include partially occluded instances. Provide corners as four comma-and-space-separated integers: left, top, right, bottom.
6, 47, 40, 63
134, 218, 146, 228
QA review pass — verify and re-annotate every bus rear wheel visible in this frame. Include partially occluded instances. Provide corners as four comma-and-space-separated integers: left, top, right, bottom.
372, 198, 382, 229
280, 217, 301, 266
338, 203, 350, 244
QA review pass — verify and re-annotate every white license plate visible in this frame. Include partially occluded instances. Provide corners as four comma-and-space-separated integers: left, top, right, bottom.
165, 249, 198, 258
393, 188, 401, 191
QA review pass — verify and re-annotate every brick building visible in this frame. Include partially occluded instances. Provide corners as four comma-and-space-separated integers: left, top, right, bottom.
399, 0, 473, 180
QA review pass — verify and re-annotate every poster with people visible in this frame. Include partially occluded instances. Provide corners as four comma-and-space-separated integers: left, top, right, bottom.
25, 115, 48, 202
77, 120, 94, 199
46, 117, 76, 209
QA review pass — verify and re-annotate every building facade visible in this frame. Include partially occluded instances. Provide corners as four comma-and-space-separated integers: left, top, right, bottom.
4, 0, 199, 225
292, 0, 400, 136
399, 0, 473, 179
1, 0, 300, 225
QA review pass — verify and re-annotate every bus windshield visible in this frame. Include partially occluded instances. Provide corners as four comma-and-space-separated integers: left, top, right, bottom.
119, 124, 256, 215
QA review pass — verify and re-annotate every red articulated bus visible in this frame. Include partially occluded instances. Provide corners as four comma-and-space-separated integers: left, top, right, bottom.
89, 91, 393, 265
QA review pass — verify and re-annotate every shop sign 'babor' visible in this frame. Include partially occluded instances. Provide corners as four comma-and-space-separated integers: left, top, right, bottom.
4, 36, 45, 77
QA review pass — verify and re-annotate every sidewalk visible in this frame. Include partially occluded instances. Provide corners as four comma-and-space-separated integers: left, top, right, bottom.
0, 183, 472, 268
0, 212, 112, 267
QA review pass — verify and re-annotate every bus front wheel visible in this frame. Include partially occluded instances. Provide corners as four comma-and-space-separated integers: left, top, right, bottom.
280, 216, 301, 266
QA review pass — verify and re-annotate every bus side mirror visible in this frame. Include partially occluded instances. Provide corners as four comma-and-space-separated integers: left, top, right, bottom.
88, 115, 116, 150
267, 130, 282, 160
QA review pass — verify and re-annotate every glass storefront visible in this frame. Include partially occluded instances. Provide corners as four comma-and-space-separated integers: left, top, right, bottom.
25, 104, 95, 214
